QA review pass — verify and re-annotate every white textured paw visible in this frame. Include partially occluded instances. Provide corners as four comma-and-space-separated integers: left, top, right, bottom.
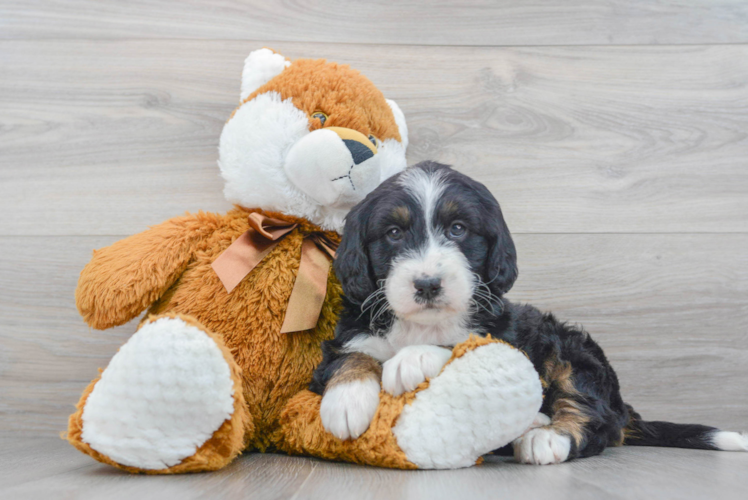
80, 317, 235, 470
513, 427, 571, 465
392, 342, 543, 469
382, 345, 452, 396
320, 379, 381, 440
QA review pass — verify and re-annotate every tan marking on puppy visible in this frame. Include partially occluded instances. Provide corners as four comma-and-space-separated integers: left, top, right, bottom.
541, 355, 589, 446
391, 206, 410, 227
621, 412, 643, 445
612, 428, 626, 447
325, 352, 382, 391
550, 397, 591, 447
542, 357, 579, 396
440, 200, 460, 219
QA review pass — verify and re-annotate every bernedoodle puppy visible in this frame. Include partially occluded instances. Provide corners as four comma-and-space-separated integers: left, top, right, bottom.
311, 160, 747, 464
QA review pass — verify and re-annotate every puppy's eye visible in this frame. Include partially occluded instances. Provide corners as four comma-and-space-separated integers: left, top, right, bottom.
368, 135, 379, 146
386, 226, 403, 242
448, 222, 467, 240
311, 111, 328, 125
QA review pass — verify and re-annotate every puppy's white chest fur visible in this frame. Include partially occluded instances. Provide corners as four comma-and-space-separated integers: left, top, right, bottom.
344, 316, 472, 363
387, 316, 471, 351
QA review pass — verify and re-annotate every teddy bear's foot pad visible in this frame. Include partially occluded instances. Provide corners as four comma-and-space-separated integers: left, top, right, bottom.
79, 317, 235, 470
392, 341, 543, 469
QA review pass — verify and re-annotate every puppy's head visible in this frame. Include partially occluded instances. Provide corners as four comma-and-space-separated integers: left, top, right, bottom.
335, 161, 517, 326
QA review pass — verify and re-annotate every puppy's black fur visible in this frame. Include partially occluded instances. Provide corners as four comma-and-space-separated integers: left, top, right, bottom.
312, 161, 726, 460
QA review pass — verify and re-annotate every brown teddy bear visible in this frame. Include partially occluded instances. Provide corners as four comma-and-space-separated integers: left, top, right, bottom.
65, 49, 543, 473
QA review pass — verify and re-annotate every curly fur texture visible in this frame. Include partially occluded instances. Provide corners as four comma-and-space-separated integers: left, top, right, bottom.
68, 208, 343, 470
67, 48, 410, 473
277, 335, 505, 469
240, 57, 402, 143
219, 50, 408, 233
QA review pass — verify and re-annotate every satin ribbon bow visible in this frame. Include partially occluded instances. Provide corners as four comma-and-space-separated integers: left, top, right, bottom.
211, 212, 337, 334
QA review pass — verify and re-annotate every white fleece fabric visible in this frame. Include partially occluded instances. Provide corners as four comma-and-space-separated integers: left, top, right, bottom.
386, 99, 409, 150
283, 127, 383, 209
219, 91, 312, 214
240, 48, 291, 101
375, 138, 408, 184
219, 50, 410, 233
80, 317, 235, 470
393, 342, 543, 469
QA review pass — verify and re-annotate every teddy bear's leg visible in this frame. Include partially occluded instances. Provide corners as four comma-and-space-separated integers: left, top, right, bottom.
277, 335, 543, 469
66, 314, 252, 473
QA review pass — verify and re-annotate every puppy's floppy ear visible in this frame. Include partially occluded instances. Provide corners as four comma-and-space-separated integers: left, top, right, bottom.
482, 191, 518, 296
334, 202, 376, 305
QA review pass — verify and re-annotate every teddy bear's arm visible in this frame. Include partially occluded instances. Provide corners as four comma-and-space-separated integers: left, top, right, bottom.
76, 213, 215, 330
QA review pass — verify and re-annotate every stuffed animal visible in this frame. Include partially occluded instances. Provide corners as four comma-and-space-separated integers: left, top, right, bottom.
66, 48, 544, 473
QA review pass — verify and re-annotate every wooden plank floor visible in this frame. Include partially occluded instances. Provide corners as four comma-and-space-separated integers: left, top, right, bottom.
1, 1, 747, 498
1, 437, 747, 500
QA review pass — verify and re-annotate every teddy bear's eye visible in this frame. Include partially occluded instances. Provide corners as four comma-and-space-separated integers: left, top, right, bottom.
311, 111, 328, 125
368, 135, 379, 146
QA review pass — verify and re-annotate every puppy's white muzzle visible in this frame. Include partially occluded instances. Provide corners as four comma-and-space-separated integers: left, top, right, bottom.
385, 243, 474, 324
284, 127, 381, 209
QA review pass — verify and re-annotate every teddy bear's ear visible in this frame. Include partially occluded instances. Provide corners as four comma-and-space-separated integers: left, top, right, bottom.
240, 48, 291, 101
386, 99, 408, 149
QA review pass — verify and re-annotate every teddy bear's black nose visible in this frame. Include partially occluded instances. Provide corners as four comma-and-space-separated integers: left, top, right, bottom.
343, 139, 375, 165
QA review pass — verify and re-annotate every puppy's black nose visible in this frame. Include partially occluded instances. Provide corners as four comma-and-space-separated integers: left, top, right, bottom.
413, 277, 442, 301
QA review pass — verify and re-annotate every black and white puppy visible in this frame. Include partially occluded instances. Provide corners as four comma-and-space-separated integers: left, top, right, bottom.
311, 161, 747, 464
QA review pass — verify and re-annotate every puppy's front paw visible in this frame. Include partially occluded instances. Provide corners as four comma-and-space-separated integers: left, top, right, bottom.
513, 427, 571, 465
528, 412, 552, 430
382, 345, 452, 396
320, 379, 381, 440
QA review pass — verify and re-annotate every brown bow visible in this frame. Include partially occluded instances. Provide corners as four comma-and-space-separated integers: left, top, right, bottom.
211, 212, 337, 334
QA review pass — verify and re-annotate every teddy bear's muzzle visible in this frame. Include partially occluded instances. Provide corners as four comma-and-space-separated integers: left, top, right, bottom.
343, 139, 375, 165
284, 126, 383, 208
325, 126, 377, 163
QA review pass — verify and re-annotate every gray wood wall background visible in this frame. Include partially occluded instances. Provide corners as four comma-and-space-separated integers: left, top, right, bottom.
1, 1, 747, 438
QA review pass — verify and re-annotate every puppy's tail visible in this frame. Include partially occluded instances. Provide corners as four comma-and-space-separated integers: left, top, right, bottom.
623, 404, 748, 451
